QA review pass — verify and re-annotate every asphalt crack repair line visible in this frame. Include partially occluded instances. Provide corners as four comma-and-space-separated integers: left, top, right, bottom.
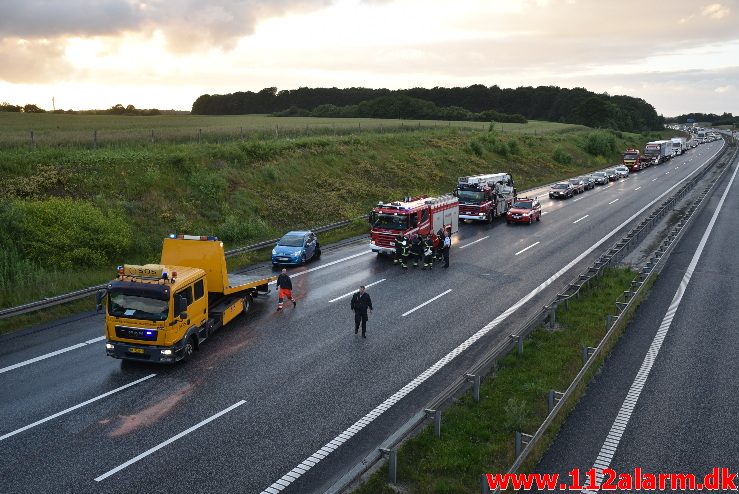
582, 153, 739, 493
257, 146, 723, 494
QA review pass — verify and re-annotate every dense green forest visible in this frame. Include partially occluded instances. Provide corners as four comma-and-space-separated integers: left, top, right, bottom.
192, 85, 663, 132
666, 112, 738, 126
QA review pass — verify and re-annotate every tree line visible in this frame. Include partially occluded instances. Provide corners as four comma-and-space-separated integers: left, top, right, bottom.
0, 102, 161, 116
191, 85, 664, 131
666, 112, 738, 126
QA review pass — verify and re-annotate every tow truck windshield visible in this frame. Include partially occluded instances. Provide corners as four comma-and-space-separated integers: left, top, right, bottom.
457, 190, 485, 203
623, 152, 638, 160
109, 288, 169, 321
373, 213, 410, 230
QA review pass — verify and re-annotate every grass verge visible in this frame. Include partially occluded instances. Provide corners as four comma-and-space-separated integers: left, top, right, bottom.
352, 267, 638, 494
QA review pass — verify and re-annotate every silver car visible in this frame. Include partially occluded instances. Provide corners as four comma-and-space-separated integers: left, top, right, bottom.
614, 165, 629, 179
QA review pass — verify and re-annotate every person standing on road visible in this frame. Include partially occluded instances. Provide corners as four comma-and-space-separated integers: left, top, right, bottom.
442, 230, 451, 268
393, 234, 405, 266
276, 268, 296, 311
350, 285, 373, 338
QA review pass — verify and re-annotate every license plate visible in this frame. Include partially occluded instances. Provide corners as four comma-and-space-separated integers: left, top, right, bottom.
129, 347, 145, 354
279, 257, 289, 261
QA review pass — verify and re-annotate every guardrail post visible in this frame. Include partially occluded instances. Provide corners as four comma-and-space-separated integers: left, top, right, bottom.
481, 474, 491, 493
515, 431, 533, 457
379, 448, 397, 484
510, 334, 523, 356
425, 409, 442, 438
547, 305, 557, 328
581, 346, 597, 366
547, 389, 565, 414
466, 373, 481, 402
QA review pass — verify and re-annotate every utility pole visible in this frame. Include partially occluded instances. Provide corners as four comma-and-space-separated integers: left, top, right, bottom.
52, 96, 55, 111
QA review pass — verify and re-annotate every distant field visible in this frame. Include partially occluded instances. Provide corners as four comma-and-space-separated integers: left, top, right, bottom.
0, 113, 584, 148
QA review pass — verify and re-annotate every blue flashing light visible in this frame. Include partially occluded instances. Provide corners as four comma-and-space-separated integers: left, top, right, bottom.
207, 236, 218, 241
169, 234, 176, 238
145, 331, 154, 336
161, 272, 169, 280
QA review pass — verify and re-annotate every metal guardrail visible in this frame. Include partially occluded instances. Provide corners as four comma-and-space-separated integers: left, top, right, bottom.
0, 216, 368, 320
329, 140, 734, 493
0, 167, 594, 321
0, 146, 720, 321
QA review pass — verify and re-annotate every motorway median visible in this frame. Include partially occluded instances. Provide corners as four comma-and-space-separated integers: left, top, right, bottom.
351, 267, 637, 493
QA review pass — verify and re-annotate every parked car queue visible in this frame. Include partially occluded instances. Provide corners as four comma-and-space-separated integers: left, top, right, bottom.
549, 165, 630, 200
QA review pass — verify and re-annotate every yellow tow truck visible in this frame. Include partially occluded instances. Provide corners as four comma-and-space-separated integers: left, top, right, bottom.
99, 234, 275, 363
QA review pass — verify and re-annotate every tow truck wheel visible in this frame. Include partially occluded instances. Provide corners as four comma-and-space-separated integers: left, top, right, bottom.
182, 336, 196, 361
243, 294, 253, 314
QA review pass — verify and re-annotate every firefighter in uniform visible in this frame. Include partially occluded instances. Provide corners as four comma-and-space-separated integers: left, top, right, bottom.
435, 228, 445, 262
393, 234, 404, 265
422, 234, 434, 270
400, 234, 411, 269
411, 234, 423, 268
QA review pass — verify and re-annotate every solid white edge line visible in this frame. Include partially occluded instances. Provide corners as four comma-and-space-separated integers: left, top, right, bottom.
573, 215, 589, 224
401, 290, 452, 317
0, 336, 105, 375
258, 145, 724, 494
95, 400, 246, 482
0, 374, 156, 441
328, 279, 386, 303
514, 241, 540, 256
608, 198, 619, 205
582, 148, 739, 492
459, 236, 489, 249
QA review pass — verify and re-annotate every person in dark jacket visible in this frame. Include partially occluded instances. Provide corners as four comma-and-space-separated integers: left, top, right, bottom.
276, 268, 296, 311
442, 230, 451, 268
393, 234, 404, 265
400, 235, 410, 269
350, 285, 373, 338
422, 234, 434, 270
411, 234, 423, 268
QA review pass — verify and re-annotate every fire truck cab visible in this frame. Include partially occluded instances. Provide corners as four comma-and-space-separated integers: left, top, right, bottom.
456, 173, 515, 223
369, 194, 459, 254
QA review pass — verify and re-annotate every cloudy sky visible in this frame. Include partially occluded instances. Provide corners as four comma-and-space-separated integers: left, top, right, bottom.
0, 0, 737, 116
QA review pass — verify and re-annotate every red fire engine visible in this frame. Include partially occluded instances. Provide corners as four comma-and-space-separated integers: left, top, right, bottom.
622, 148, 648, 172
456, 173, 516, 223
369, 195, 459, 254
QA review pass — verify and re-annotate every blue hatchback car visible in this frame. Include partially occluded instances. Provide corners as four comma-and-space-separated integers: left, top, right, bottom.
271, 231, 321, 266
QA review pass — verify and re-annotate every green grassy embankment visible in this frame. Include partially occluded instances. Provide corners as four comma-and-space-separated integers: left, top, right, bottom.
352, 268, 638, 494
0, 115, 672, 331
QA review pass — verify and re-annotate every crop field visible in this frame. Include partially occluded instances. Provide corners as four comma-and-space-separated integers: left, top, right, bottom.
0, 113, 584, 148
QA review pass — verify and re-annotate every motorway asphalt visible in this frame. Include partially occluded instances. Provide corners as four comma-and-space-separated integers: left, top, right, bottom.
0, 141, 726, 494
532, 145, 739, 490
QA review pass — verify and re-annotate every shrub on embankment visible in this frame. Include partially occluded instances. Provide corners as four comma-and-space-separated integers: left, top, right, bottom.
0, 126, 670, 308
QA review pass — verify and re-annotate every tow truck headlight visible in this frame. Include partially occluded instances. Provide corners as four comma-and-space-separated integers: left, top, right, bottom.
161, 349, 173, 355
106, 343, 114, 350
